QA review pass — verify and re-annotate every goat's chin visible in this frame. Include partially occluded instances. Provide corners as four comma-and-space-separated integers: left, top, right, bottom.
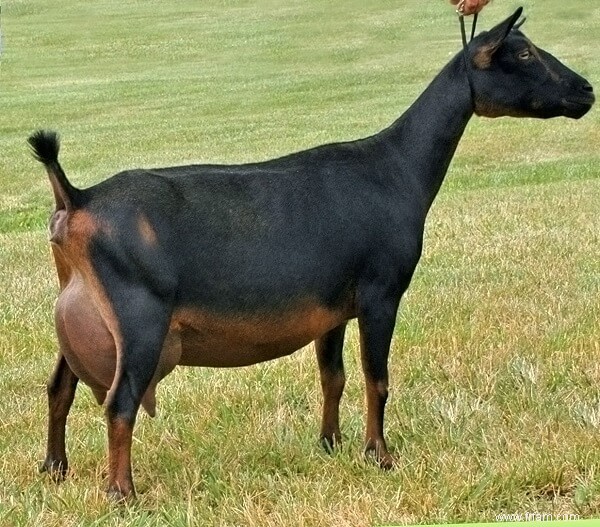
561, 100, 594, 119
474, 97, 594, 120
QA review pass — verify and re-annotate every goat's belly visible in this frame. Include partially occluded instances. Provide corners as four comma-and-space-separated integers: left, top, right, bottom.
173, 304, 348, 367
178, 329, 302, 367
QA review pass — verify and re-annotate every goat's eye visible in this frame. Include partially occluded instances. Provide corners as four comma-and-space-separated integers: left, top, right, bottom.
518, 50, 532, 60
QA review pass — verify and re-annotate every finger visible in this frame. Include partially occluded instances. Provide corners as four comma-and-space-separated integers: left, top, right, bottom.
453, 0, 490, 16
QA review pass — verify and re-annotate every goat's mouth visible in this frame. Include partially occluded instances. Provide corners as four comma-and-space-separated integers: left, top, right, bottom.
562, 96, 595, 118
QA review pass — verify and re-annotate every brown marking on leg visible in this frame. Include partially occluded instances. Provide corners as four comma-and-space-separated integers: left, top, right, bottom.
364, 378, 395, 469
137, 213, 158, 247
318, 369, 345, 449
357, 309, 397, 470
107, 417, 135, 500
172, 302, 351, 367
41, 354, 79, 480
315, 324, 347, 451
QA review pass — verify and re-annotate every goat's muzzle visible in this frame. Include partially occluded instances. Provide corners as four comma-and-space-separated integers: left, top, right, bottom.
563, 82, 595, 119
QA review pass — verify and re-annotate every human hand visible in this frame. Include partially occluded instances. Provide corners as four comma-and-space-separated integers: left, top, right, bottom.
450, 0, 491, 16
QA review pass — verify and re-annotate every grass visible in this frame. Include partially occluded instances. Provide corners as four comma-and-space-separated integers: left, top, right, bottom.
1, 0, 599, 525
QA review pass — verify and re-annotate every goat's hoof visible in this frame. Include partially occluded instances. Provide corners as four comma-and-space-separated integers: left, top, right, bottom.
377, 453, 396, 470
365, 447, 396, 470
40, 457, 68, 481
106, 485, 135, 503
320, 435, 342, 455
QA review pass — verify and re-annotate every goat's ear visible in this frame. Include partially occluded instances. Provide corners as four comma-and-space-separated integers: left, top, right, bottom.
472, 7, 524, 69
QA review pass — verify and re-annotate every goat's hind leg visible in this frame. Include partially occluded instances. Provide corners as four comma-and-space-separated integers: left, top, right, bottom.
101, 287, 173, 501
315, 323, 347, 453
41, 353, 79, 480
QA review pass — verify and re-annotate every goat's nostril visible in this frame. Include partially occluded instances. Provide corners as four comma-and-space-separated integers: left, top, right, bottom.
582, 83, 594, 93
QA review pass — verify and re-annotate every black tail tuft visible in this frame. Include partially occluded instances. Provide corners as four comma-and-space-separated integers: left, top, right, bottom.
28, 129, 82, 210
28, 129, 60, 165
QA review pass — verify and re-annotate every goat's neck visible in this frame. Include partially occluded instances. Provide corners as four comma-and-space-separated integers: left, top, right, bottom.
381, 55, 474, 212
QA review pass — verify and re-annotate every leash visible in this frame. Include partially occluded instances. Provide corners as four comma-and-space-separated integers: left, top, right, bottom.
456, 5, 478, 108
458, 12, 478, 49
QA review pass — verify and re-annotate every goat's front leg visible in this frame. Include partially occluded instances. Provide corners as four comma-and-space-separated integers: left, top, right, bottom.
357, 291, 399, 469
315, 323, 347, 452
41, 353, 79, 480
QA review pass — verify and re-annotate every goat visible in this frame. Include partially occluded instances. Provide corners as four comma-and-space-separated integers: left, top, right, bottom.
29, 7, 594, 500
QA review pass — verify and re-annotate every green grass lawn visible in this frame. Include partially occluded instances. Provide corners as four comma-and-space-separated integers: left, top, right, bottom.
1, 1, 599, 525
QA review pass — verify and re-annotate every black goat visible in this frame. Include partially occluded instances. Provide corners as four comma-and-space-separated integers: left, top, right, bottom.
29, 7, 594, 500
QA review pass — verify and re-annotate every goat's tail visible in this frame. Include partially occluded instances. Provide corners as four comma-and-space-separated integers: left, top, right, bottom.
28, 130, 82, 210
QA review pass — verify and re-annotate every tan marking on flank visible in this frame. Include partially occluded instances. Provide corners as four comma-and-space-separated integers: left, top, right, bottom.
69, 210, 101, 239
137, 214, 158, 247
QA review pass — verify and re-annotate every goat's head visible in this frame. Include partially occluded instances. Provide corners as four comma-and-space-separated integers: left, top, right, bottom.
467, 7, 594, 119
